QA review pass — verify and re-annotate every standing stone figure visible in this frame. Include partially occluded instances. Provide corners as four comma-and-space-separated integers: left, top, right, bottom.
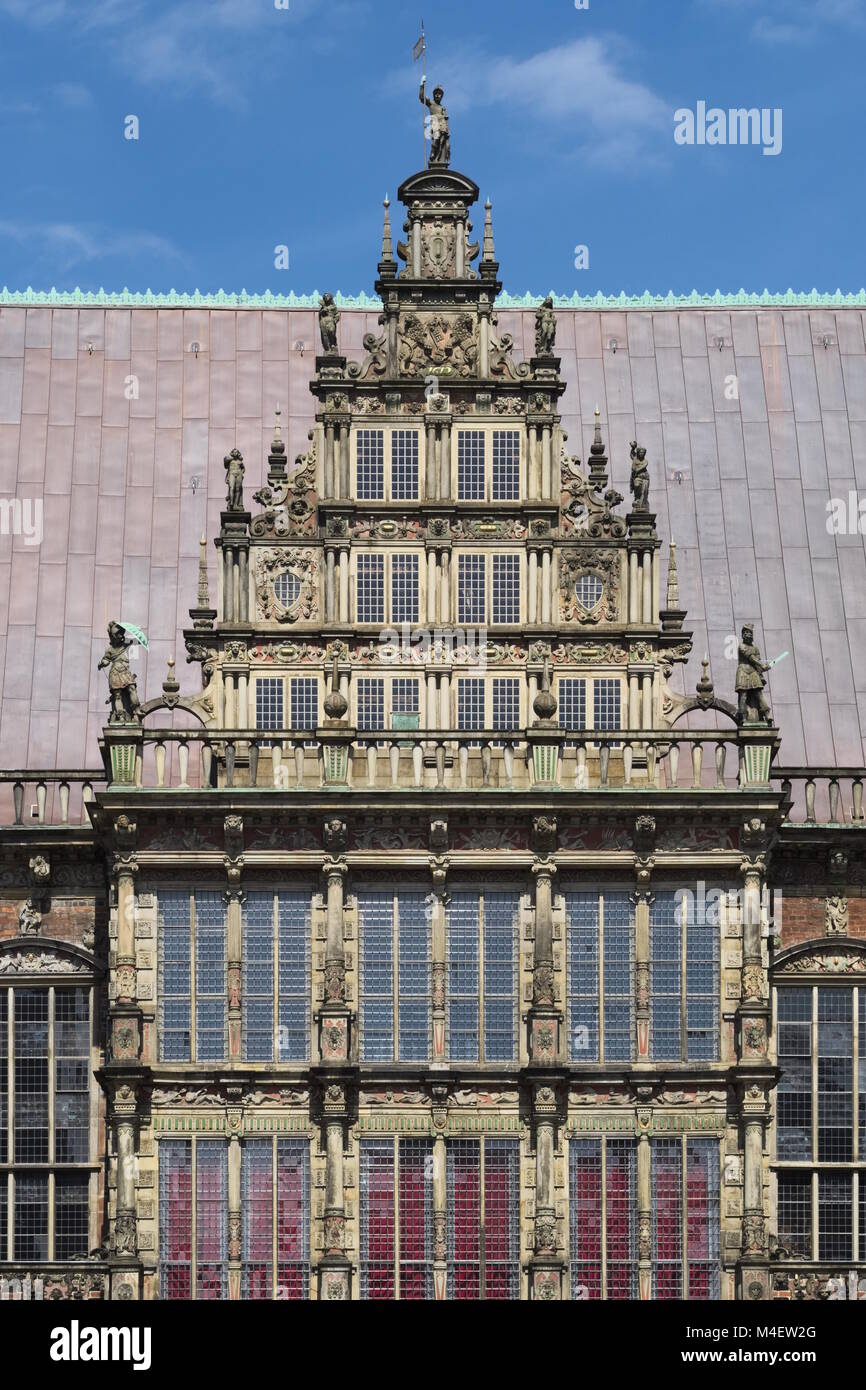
224, 447, 245, 511
419, 80, 450, 165
535, 295, 556, 356
98, 622, 141, 724
735, 624, 772, 724
319, 293, 340, 354
629, 441, 650, 511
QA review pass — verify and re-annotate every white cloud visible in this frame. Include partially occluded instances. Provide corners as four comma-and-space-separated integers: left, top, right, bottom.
0, 220, 182, 271
55, 83, 94, 108
698, 0, 865, 43
401, 38, 669, 167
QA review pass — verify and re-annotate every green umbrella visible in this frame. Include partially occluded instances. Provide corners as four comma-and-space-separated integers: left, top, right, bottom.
119, 621, 149, 649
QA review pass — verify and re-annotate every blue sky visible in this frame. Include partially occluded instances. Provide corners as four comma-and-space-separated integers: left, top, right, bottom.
0, 0, 863, 297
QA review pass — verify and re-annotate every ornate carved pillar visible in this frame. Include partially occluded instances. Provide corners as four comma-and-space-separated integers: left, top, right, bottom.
530, 1083, 563, 1299
740, 1082, 770, 1267
431, 1088, 448, 1300
111, 816, 141, 1065
736, 819, 772, 1280
107, 1076, 142, 1298
528, 817, 560, 1064
227, 1093, 243, 1301
429, 821, 449, 1065
633, 817, 656, 1060
636, 1116, 652, 1300
319, 823, 351, 1063
224, 815, 244, 1060
319, 1080, 352, 1301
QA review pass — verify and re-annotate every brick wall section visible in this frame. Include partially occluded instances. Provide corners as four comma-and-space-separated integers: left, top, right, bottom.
0, 894, 102, 943
779, 893, 866, 947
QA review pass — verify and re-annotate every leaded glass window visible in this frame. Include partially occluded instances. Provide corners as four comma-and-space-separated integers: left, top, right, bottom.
457, 430, 485, 500
242, 891, 311, 1062
357, 553, 385, 624
447, 891, 519, 1062
569, 1138, 637, 1299
159, 1140, 228, 1301
492, 430, 520, 500
358, 891, 431, 1062
356, 429, 384, 499
359, 1138, 433, 1300
391, 553, 419, 624
158, 891, 227, 1062
651, 1138, 720, 1300
566, 891, 634, 1062
491, 553, 520, 623
391, 430, 419, 500
447, 1139, 520, 1300
241, 1139, 310, 1300
457, 553, 485, 625
649, 890, 719, 1061
775, 983, 863, 1261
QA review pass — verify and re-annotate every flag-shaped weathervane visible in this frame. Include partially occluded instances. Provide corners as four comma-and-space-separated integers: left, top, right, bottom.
413, 25, 426, 61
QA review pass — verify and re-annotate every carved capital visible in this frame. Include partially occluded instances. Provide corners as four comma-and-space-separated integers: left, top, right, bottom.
531, 815, 557, 855
323, 818, 348, 853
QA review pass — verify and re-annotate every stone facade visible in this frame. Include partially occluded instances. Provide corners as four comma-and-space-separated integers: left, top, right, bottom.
0, 114, 864, 1303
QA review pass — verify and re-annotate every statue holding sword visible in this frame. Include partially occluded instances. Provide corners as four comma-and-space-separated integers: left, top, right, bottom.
735, 623, 774, 725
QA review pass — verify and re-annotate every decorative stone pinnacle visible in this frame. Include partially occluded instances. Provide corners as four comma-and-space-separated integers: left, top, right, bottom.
666, 540, 679, 608
379, 194, 397, 273
588, 408, 609, 489
271, 404, 285, 455
482, 198, 495, 262
163, 656, 179, 698
323, 656, 349, 723
533, 658, 558, 724
197, 536, 210, 607
696, 655, 714, 703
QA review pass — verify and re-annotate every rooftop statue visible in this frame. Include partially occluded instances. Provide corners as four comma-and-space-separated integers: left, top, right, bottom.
224, 447, 245, 511
419, 79, 450, 166
98, 622, 141, 725
736, 624, 772, 725
318, 292, 340, 355
629, 440, 650, 512
535, 295, 556, 356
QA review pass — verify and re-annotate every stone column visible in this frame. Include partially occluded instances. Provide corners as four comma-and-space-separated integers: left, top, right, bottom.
223, 545, 235, 622
633, 828, 655, 1060
338, 548, 349, 623
425, 424, 437, 499
642, 673, 653, 728
326, 549, 336, 623
541, 425, 552, 500
431, 1096, 448, 1299
426, 672, 437, 730
429, 846, 449, 1065
320, 845, 351, 1064
528, 550, 538, 624
318, 1081, 352, 1301
237, 546, 249, 622
109, 1078, 141, 1293
427, 549, 437, 624
440, 550, 450, 625
740, 1083, 770, 1266
642, 551, 652, 623
224, 817, 244, 1061
324, 423, 335, 497
223, 672, 235, 728
439, 424, 451, 500
528, 426, 539, 501
628, 551, 639, 624
412, 218, 422, 278
339, 424, 351, 498
541, 550, 552, 624
530, 1083, 563, 1299
629, 673, 640, 730
236, 670, 248, 730
479, 312, 490, 379
637, 1125, 652, 1300
227, 1128, 242, 1300
455, 219, 465, 277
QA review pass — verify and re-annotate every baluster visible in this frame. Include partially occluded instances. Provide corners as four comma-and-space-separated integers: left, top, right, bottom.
366, 744, 377, 786
805, 778, 816, 823
59, 781, 70, 823
691, 742, 702, 788
575, 743, 587, 790
271, 743, 282, 789
202, 741, 213, 787
0, 1277, 8, 1301
389, 741, 400, 786
248, 740, 259, 787
715, 742, 726, 789
781, 778, 792, 803
22, 1276, 31, 1302
435, 741, 446, 788
13, 781, 24, 824
11, 1278, 21, 1300
135, 748, 143, 787
33, 1277, 43, 1301
294, 743, 305, 787
459, 744, 469, 788
155, 740, 166, 788
623, 742, 633, 785
503, 742, 514, 788
36, 781, 46, 823
829, 778, 840, 823
599, 744, 610, 787
481, 742, 491, 787
81, 782, 93, 825
412, 744, 423, 788
853, 779, 864, 822
669, 743, 679, 786
646, 741, 657, 786
226, 741, 236, 788
178, 741, 190, 788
